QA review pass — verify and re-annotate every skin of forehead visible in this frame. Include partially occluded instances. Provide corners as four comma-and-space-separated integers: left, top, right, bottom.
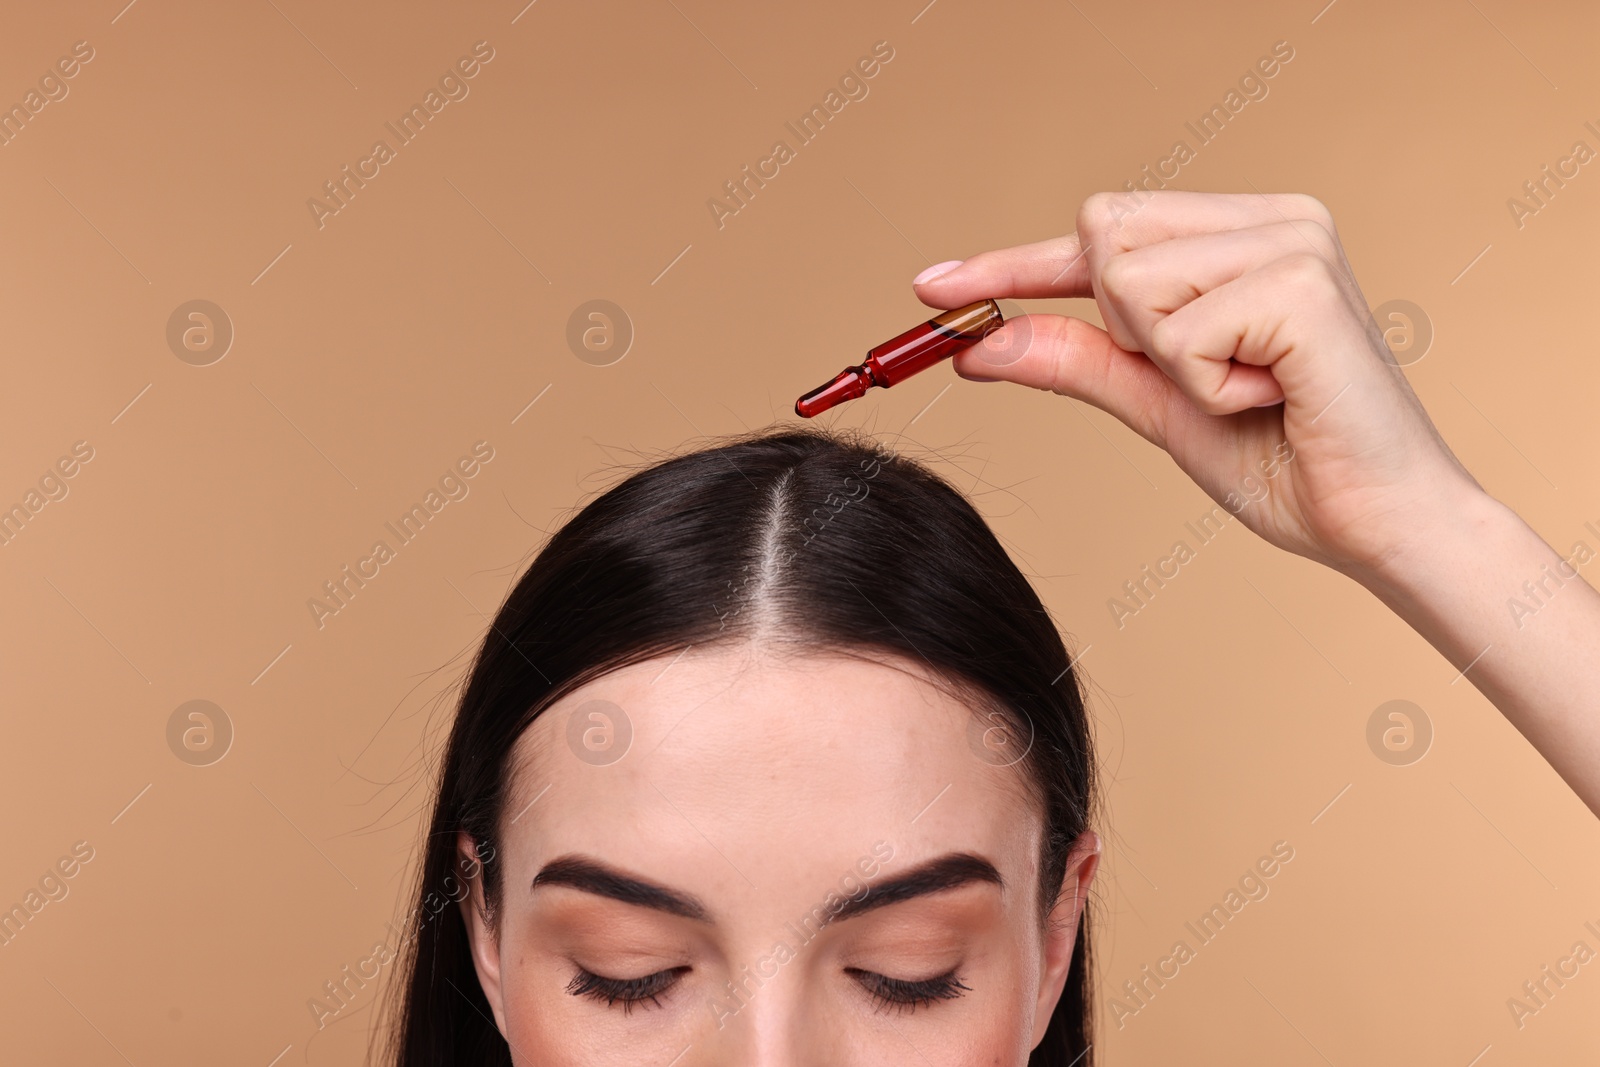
502, 644, 1047, 925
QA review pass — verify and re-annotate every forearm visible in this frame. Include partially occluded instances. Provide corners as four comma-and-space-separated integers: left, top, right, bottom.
1352, 490, 1600, 815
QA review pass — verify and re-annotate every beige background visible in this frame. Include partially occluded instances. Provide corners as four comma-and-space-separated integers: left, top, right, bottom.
1, 0, 1597, 1063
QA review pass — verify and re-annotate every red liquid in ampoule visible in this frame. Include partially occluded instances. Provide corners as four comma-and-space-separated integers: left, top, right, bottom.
795, 299, 1003, 418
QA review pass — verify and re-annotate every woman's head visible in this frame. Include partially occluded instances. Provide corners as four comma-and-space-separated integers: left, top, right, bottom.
388, 428, 1099, 1066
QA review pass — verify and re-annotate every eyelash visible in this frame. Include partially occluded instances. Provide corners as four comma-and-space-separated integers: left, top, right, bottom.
566, 965, 970, 1015
566, 966, 689, 1014
847, 967, 971, 1013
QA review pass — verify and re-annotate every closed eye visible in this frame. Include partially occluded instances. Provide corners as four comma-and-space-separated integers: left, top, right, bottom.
565, 965, 689, 1013
846, 966, 970, 1013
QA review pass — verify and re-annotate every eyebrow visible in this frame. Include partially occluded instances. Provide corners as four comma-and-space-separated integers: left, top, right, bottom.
528, 851, 1003, 927
531, 855, 712, 922
828, 852, 1004, 925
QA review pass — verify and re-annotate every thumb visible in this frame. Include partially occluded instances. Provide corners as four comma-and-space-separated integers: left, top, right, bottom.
954, 314, 1181, 450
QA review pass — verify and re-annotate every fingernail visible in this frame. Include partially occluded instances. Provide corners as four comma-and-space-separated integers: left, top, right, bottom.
1252, 399, 1284, 408
913, 259, 965, 285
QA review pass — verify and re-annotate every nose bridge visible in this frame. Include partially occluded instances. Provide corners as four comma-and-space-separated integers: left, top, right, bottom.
698, 953, 838, 1067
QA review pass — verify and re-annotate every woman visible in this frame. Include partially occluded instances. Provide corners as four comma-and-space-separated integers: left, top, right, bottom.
386, 192, 1600, 1065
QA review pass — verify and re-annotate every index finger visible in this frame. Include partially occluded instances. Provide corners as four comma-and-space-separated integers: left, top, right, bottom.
911, 190, 1340, 311
911, 233, 1092, 309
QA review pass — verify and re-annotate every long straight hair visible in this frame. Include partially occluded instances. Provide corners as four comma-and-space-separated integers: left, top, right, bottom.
385, 428, 1097, 1065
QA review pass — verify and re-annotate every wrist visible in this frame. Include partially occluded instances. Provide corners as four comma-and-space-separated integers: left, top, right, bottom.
1345, 484, 1523, 608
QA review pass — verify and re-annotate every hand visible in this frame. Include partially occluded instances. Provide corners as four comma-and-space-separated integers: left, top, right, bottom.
916, 190, 1600, 818
912, 190, 1480, 581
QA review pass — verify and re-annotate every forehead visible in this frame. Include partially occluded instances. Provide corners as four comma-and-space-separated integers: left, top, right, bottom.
506, 645, 1044, 909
